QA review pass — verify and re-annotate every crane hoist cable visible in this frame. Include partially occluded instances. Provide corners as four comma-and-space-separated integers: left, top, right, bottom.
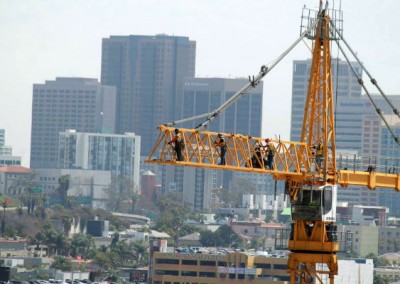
330, 21, 400, 121
329, 21, 400, 145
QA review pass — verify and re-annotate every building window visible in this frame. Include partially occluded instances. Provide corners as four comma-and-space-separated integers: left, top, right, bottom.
200, 261, 216, 266
229, 274, 235, 279
254, 263, 271, 269
273, 264, 287, 270
199, 272, 216, 278
182, 259, 197, 265
155, 270, 179, 276
155, 258, 179, 265
181, 271, 197, 277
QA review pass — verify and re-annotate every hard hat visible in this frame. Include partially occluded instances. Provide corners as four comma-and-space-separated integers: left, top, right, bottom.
174, 128, 179, 134
218, 133, 223, 137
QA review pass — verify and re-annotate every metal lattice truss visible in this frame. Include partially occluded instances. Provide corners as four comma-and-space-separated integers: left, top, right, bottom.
146, 125, 313, 181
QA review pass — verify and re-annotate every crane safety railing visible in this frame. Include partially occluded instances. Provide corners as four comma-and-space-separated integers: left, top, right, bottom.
337, 153, 400, 174
275, 228, 353, 253
146, 126, 313, 181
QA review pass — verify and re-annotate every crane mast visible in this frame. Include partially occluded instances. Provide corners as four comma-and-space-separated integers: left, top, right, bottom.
287, 6, 338, 283
146, 1, 400, 283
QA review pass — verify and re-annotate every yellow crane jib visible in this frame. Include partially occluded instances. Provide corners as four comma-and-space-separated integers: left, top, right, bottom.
146, 125, 319, 181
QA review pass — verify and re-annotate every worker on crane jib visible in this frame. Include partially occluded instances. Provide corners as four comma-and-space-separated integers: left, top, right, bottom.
312, 140, 323, 168
265, 139, 275, 170
168, 128, 184, 161
214, 133, 227, 165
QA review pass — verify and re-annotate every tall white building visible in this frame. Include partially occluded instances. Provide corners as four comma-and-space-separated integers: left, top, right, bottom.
0, 129, 21, 166
0, 129, 11, 155
58, 130, 141, 193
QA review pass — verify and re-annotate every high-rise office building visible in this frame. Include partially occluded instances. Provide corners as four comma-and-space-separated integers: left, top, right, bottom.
378, 115, 400, 215
101, 34, 196, 155
30, 78, 116, 168
291, 58, 363, 145
181, 78, 263, 136
58, 130, 141, 192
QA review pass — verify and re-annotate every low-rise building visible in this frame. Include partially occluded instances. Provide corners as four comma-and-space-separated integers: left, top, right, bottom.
151, 252, 373, 284
378, 226, 400, 254
231, 221, 286, 249
336, 224, 379, 256
0, 166, 33, 196
33, 168, 111, 208
178, 232, 201, 247
151, 251, 289, 284
375, 267, 400, 283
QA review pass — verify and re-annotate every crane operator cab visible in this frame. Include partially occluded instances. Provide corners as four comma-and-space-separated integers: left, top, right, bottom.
291, 184, 337, 222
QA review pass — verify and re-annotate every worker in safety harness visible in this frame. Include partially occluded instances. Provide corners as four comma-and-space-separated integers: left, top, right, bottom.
168, 128, 184, 161
214, 133, 227, 165
312, 140, 323, 168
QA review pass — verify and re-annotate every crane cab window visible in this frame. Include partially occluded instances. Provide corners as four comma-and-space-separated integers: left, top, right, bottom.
322, 186, 332, 214
291, 185, 333, 221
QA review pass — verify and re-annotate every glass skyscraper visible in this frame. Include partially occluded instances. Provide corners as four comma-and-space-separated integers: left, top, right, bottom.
101, 34, 196, 155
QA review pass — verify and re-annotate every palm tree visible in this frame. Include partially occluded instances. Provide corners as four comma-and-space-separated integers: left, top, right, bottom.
71, 234, 93, 258
133, 240, 148, 266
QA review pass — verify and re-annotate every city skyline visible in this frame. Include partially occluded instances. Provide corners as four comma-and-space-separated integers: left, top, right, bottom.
1, 1, 400, 166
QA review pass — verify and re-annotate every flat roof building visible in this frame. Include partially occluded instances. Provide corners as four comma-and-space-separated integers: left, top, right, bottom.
151, 251, 373, 284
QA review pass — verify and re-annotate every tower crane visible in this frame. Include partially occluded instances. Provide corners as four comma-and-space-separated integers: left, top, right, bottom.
146, 1, 400, 283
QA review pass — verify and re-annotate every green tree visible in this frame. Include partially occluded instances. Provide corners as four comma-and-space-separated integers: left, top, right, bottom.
132, 240, 149, 266
248, 238, 264, 250
215, 225, 240, 247
58, 175, 71, 208
71, 234, 93, 258
200, 230, 222, 247
154, 192, 192, 246
199, 226, 241, 247
374, 274, 390, 284
51, 256, 72, 271
365, 253, 390, 268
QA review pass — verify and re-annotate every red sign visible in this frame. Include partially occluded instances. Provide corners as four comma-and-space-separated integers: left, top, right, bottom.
6, 199, 11, 206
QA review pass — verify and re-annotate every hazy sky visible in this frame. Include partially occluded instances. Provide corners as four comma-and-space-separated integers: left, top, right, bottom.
1, 0, 399, 166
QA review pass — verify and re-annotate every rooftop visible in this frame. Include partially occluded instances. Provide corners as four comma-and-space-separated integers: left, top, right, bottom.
0, 165, 32, 174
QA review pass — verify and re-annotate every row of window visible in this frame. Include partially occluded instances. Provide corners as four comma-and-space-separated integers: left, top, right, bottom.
155, 259, 287, 270
34, 90, 97, 95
